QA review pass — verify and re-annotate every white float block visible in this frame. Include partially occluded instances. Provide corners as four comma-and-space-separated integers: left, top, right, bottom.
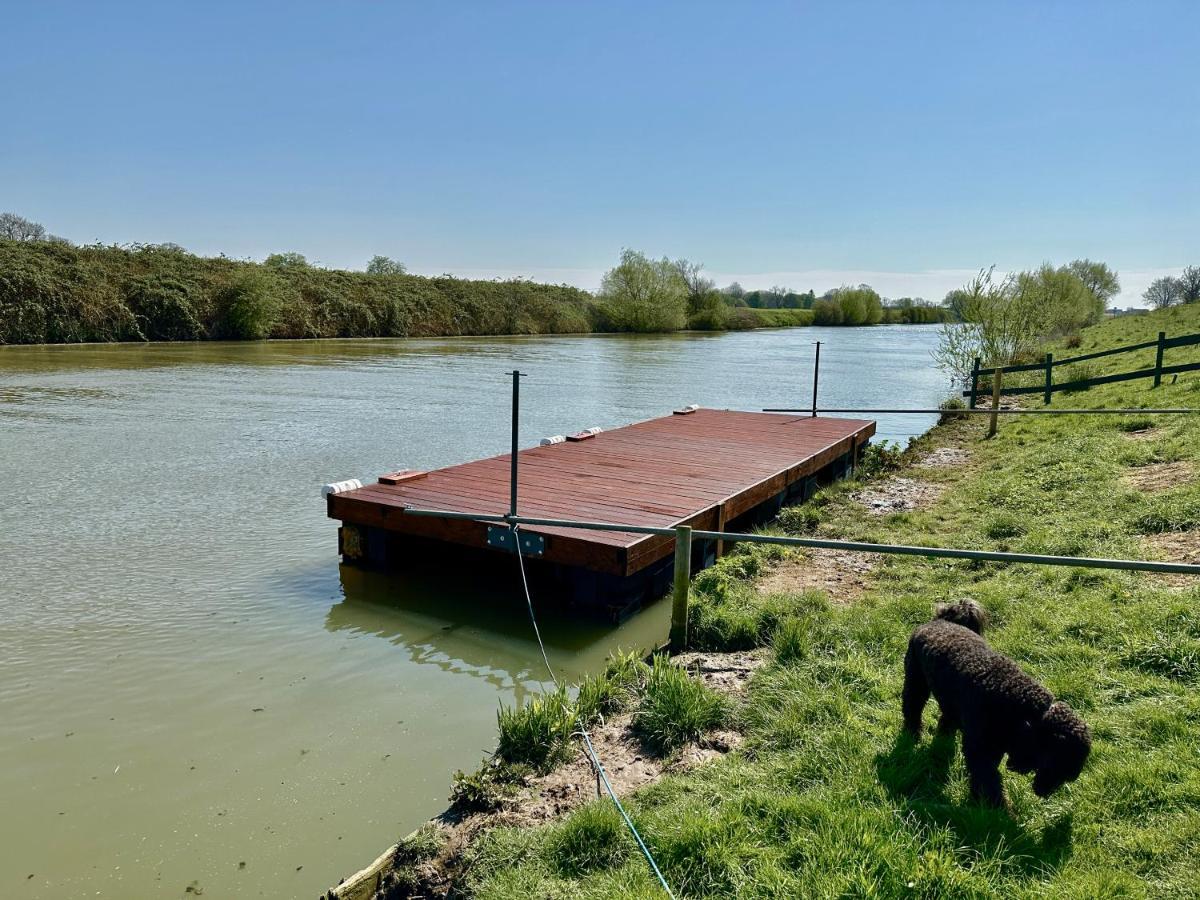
322, 478, 364, 498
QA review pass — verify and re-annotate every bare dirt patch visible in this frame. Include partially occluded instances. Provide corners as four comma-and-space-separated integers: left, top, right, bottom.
756, 548, 880, 603
917, 447, 970, 469
851, 477, 944, 515
327, 651, 761, 900
1123, 461, 1193, 493
673, 649, 765, 695
1142, 532, 1200, 589
1123, 427, 1162, 442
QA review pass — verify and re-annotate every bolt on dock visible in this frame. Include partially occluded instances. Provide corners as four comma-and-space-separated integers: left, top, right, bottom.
328, 408, 875, 618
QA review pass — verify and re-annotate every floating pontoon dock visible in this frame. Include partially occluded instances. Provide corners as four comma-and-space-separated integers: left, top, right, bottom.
328, 409, 875, 616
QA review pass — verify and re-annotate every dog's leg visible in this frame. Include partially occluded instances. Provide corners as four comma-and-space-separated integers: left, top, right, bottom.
936, 707, 960, 736
963, 735, 1009, 810
901, 643, 929, 737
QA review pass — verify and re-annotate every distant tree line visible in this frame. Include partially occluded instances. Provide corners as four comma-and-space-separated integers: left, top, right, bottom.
0, 215, 813, 344
0, 214, 596, 344
1143, 266, 1200, 309
589, 250, 801, 332
596, 253, 953, 333
0, 211, 982, 346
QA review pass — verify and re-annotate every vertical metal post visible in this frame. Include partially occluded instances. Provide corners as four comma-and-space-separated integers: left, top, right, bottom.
1043, 353, 1053, 405
811, 341, 821, 417
1153, 331, 1166, 387
669, 525, 693, 651
969, 357, 981, 409
987, 367, 1003, 439
509, 370, 522, 518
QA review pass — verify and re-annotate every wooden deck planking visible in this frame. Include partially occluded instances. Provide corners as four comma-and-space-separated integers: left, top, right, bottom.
328, 409, 874, 575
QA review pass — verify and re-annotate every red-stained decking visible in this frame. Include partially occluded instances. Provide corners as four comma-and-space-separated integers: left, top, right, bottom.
327, 409, 875, 577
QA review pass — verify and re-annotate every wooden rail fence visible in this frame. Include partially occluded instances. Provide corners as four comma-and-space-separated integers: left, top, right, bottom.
964, 330, 1200, 407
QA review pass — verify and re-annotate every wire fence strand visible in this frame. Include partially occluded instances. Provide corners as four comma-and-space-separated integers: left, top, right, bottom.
509, 524, 677, 899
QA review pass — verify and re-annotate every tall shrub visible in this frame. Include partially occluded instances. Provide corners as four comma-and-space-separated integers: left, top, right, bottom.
597, 249, 687, 332
1015, 264, 1100, 335
812, 298, 844, 325
218, 269, 281, 339
124, 275, 205, 340
934, 268, 1044, 384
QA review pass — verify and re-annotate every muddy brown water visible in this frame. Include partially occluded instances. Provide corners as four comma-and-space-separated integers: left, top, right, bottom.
0, 327, 944, 897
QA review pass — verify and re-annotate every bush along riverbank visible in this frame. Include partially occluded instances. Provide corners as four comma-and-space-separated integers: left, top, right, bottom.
0, 240, 600, 344
0, 236, 928, 345
329, 303, 1200, 899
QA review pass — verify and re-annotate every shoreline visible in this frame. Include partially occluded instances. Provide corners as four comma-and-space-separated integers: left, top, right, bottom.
323, 303, 1200, 898
0, 321, 947, 352
321, 414, 952, 900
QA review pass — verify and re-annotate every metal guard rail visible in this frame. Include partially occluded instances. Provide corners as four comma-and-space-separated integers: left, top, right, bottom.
400, 507, 1200, 576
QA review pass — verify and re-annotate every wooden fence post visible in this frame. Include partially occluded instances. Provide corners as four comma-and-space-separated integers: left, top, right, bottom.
987, 367, 1003, 439
669, 525, 693, 651
1043, 353, 1053, 405
1154, 331, 1166, 387
968, 358, 981, 409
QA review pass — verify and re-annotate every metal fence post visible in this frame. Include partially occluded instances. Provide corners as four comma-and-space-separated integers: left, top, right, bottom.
1154, 332, 1166, 387
669, 526, 693, 651
1043, 353, 1053, 405
968, 357, 981, 409
509, 370, 524, 517
987, 367, 1003, 438
811, 342, 821, 417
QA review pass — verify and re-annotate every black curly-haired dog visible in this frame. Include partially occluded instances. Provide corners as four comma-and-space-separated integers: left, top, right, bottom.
902, 600, 1091, 807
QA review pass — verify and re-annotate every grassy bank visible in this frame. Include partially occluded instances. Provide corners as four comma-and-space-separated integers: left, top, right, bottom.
388, 303, 1200, 898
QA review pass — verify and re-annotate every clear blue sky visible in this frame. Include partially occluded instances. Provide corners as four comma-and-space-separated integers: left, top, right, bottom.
2, 1, 1196, 304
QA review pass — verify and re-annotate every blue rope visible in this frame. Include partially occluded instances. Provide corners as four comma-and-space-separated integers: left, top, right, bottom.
510, 524, 676, 899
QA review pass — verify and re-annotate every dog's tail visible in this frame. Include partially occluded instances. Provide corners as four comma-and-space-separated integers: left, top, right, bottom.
935, 599, 988, 634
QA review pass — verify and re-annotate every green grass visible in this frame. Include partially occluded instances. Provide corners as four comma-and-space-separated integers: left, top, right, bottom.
633, 656, 728, 753
546, 801, 635, 876
462, 303, 1200, 898
496, 686, 576, 772
575, 648, 651, 726
393, 823, 445, 866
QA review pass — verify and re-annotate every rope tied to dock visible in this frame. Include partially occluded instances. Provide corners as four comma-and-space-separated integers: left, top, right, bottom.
509, 523, 677, 899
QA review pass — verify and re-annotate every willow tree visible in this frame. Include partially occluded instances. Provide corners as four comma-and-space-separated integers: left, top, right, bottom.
935, 264, 1110, 385
597, 249, 687, 332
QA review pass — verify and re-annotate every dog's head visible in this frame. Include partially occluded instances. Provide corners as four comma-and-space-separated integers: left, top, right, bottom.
1027, 701, 1092, 798
934, 599, 988, 634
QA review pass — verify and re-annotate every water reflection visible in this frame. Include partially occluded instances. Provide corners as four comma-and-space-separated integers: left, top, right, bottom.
329, 562, 671, 702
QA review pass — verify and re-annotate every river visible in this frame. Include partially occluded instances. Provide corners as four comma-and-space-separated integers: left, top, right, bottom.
0, 325, 946, 898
